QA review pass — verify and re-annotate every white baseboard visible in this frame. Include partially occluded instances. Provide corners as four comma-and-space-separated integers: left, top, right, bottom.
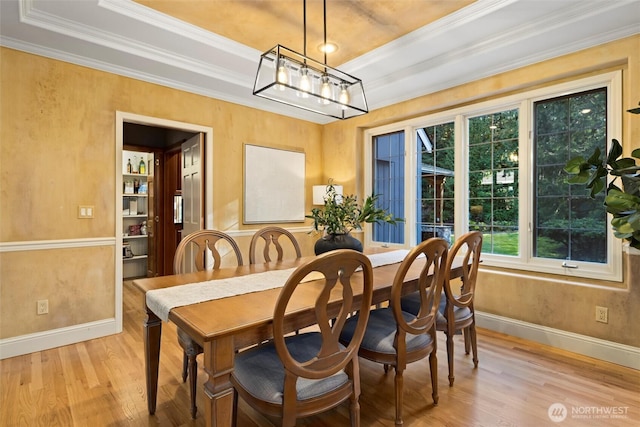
623, 242, 640, 255
476, 311, 640, 370
0, 319, 119, 360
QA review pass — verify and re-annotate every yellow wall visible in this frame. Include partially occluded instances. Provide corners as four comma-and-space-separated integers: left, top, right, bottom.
321, 35, 640, 347
1, 35, 639, 348
0, 47, 322, 339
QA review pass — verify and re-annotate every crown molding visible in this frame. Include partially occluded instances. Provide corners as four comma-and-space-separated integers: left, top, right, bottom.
98, 0, 257, 60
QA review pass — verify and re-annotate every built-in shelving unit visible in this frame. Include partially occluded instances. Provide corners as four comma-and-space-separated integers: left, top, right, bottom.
122, 150, 153, 279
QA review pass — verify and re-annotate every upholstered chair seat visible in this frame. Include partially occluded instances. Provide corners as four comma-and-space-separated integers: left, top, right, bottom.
342, 309, 433, 356
232, 333, 349, 404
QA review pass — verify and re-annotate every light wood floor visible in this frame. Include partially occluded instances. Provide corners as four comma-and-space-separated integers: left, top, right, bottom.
1, 281, 639, 427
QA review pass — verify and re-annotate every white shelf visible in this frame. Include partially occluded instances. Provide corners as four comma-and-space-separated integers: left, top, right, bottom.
123, 149, 152, 279
123, 255, 148, 261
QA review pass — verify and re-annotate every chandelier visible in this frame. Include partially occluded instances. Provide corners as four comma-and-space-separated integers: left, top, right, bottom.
253, 0, 368, 120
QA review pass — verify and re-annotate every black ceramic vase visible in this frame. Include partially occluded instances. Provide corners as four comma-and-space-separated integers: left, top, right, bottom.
314, 233, 363, 255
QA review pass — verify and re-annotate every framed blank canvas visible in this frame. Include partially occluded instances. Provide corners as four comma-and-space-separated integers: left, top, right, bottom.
244, 144, 305, 223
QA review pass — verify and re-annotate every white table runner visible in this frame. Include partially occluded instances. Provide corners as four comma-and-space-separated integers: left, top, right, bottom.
147, 249, 410, 322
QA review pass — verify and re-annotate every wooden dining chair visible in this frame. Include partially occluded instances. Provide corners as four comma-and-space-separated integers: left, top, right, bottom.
230, 249, 374, 427
401, 231, 483, 387
438, 230, 482, 386
173, 229, 244, 419
340, 238, 448, 426
249, 226, 302, 264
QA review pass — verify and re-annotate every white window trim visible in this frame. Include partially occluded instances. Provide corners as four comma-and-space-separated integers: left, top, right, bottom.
520, 71, 622, 281
365, 71, 623, 282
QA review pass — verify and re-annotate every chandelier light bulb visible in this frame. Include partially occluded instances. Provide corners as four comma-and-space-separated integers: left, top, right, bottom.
320, 75, 332, 104
299, 67, 311, 98
339, 82, 350, 108
276, 59, 289, 90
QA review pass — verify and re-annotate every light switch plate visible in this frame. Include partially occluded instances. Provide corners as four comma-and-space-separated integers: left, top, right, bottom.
78, 205, 95, 218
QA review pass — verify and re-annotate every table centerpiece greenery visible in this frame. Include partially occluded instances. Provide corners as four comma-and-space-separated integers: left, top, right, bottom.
306, 183, 403, 254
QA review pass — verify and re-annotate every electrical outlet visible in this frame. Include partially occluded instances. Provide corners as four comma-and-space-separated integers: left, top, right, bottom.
595, 306, 608, 323
37, 299, 49, 315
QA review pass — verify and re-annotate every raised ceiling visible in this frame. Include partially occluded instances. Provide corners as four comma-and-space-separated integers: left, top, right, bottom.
1, 0, 638, 124
134, 0, 476, 65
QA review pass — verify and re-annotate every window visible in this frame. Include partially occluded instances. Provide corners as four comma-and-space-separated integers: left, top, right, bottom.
372, 132, 405, 244
366, 72, 622, 281
416, 122, 455, 245
533, 89, 608, 263
468, 109, 519, 255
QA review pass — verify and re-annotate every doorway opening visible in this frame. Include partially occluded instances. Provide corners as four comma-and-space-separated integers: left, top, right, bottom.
115, 112, 213, 327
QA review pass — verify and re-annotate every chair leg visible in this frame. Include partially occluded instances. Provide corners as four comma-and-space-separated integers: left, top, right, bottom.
394, 367, 404, 426
429, 351, 439, 404
182, 351, 188, 382
469, 323, 479, 367
349, 390, 361, 427
187, 353, 198, 419
464, 327, 471, 355
446, 330, 455, 386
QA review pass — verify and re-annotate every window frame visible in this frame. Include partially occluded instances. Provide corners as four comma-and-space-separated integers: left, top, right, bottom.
364, 71, 622, 281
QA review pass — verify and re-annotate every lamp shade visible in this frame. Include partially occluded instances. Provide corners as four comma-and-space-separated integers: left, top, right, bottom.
313, 184, 343, 205
254, 45, 368, 120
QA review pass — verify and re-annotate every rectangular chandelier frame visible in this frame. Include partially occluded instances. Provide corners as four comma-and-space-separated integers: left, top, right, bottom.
253, 45, 368, 120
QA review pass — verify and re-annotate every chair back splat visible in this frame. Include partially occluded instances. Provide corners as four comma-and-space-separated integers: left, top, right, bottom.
231, 249, 374, 427
249, 226, 302, 264
174, 229, 243, 274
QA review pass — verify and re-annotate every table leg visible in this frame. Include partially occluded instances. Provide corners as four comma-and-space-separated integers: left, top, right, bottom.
144, 307, 162, 414
203, 337, 235, 427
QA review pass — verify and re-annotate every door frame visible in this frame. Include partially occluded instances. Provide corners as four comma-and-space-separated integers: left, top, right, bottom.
115, 111, 213, 329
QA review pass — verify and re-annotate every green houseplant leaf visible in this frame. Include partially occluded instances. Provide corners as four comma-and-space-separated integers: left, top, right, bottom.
605, 188, 639, 214
565, 138, 640, 249
307, 183, 403, 236
606, 139, 623, 166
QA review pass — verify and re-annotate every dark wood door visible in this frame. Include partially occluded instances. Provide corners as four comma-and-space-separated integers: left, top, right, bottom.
146, 148, 165, 277
160, 147, 182, 276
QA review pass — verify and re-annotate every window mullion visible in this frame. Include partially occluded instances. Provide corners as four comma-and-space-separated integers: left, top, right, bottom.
454, 114, 467, 239
519, 99, 531, 264
405, 125, 416, 247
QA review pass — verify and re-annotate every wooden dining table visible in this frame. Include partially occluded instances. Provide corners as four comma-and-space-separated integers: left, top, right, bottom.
133, 248, 465, 427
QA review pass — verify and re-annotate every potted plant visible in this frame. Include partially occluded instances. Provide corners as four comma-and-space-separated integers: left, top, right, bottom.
564, 138, 640, 249
307, 183, 403, 254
